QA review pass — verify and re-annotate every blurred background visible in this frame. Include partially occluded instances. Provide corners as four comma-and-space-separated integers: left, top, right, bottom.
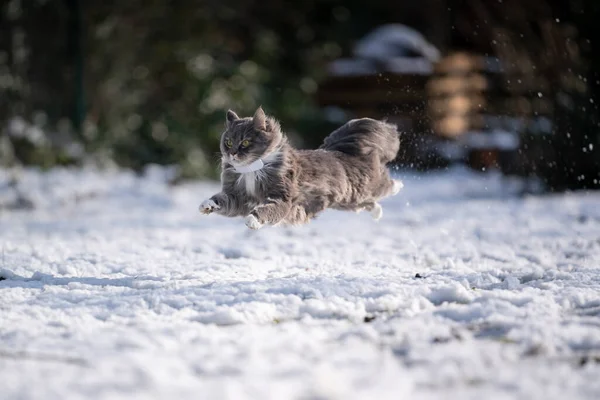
1, 0, 599, 190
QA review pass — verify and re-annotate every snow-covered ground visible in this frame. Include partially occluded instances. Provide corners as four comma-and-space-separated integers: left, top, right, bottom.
1, 166, 600, 400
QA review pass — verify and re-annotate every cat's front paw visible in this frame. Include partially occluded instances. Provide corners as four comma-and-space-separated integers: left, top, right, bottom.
199, 199, 220, 215
245, 214, 263, 230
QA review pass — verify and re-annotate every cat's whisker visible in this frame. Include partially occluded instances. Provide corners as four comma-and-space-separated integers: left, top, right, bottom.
211, 152, 223, 166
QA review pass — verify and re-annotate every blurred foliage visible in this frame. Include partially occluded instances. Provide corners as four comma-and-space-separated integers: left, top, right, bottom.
0, 0, 599, 189
1, 0, 404, 178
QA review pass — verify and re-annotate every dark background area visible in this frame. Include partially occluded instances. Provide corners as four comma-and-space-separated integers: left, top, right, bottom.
1, 0, 599, 190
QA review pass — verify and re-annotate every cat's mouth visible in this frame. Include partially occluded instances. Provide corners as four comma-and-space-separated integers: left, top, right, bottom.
229, 157, 251, 167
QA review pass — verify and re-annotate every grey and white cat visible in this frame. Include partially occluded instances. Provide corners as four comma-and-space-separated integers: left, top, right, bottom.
199, 107, 403, 229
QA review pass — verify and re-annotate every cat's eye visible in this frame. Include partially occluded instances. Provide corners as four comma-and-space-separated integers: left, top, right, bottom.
241, 140, 250, 148
225, 139, 233, 148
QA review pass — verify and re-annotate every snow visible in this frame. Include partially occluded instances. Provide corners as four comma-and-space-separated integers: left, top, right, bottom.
461, 130, 521, 150
354, 24, 441, 62
1, 166, 600, 400
8, 117, 48, 146
327, 24, 440, 77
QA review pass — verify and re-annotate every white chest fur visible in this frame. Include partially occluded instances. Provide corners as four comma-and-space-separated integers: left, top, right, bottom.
233, 150, 281, 197
237, 170, 262, 197
237, 170, 264, 197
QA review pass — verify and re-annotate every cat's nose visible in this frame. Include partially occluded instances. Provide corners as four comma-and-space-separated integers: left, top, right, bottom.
231, 152, 237, 157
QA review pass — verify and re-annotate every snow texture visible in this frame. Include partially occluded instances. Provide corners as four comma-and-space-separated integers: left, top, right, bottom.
1, 166, 600, 400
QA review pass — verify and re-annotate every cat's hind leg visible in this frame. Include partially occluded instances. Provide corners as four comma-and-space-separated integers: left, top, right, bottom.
370, 203, 383, 220
361, 202, 383, 221
283, 205, 312, 226
391, 179, 404, 195
381, 178, 403, 197
371, 175, 403, 201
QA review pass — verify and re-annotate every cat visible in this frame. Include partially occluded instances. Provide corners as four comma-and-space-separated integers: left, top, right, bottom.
199, 107, 403, 229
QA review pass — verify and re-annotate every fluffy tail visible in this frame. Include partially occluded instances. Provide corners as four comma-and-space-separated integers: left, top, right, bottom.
319, 118, 400, 164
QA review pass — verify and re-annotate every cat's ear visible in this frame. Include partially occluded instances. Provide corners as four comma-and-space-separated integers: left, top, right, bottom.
253, 106, 267, 131
226, 110, 239, 126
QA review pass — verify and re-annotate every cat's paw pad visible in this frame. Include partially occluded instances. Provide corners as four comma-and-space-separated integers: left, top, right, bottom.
245, 214, 263, 230
391, 180, 404, 195
371, 203, 383, 221
199, 199, 220, 214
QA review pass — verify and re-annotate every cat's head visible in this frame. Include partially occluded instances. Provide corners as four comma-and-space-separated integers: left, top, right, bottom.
220, 107, 283, 166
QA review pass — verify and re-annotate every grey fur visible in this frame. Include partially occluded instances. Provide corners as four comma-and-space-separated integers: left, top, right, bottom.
199, 107, 402, 229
